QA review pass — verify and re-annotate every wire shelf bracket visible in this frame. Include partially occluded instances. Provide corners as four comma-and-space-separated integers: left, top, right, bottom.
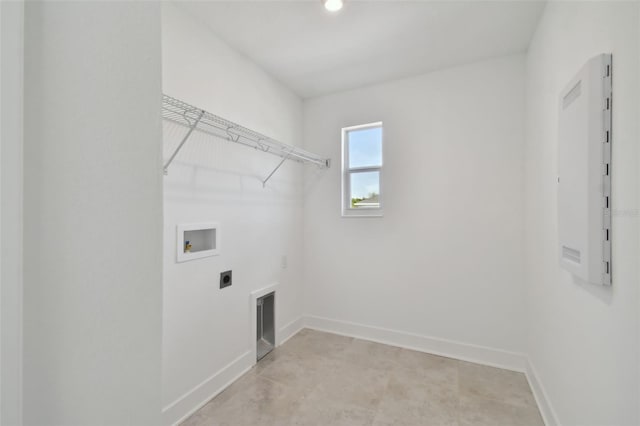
262, 150, 293, 188
162, 94, 331, 185
163, 108, 205, 175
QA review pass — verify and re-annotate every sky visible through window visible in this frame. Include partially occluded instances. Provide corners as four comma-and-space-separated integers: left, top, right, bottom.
349, 127, 382, 168
349, 127, 382, 199
351, 171, 380, 199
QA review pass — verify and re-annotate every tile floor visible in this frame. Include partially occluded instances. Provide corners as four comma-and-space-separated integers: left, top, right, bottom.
182, 329, 544, 426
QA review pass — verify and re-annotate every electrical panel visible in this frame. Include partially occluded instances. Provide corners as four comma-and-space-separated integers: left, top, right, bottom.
558, 53, 612, 286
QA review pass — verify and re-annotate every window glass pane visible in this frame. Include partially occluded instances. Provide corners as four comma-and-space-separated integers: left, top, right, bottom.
348, 127, 382, 168
350, 171, 380, 208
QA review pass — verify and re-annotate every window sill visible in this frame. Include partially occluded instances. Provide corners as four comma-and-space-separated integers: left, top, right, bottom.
341, 209, 384, 218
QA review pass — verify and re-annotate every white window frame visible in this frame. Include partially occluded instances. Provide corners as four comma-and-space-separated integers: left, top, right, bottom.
341, 122, 383, 217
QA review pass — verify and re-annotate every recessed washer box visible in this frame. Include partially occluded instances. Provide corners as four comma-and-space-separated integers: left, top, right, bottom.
558, 53, 612, 286
177, 222, 220, 262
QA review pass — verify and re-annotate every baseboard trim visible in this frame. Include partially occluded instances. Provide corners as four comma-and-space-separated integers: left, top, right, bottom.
164, 317, 556, 426
304, 315, 527, 372
163, 350, 253, 426
279, 316, 305, 346
303, 316, 562, 423
525, 358, 560, 426
163, 318, 306, 426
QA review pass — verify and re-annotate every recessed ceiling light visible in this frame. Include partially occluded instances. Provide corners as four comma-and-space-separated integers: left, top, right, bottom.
323, 0, 343, 12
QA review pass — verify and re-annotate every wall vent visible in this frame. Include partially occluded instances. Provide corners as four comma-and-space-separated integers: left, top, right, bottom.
562, 246, 581, 264
256, 292, 275, 361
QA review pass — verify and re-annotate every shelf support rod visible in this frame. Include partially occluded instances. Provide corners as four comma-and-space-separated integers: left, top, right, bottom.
262, 151, 293, 188
163, 109, 205, 175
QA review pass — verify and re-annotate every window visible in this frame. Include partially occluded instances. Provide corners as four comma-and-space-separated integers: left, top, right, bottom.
342, 122, 383, 217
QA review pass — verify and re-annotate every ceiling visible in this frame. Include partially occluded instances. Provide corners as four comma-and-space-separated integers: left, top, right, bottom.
180, 1, 546, 99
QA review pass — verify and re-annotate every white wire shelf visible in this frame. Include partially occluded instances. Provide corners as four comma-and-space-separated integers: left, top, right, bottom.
162, 94, 330, 186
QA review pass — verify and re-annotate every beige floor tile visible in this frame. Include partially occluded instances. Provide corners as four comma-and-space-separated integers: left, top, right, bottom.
181, 330, 544, 426
294, 329, 354, 359
289, 390, 378, 426
458, 361, 537, 408
277, 333, 312, 356
183, 375, 303, 426
397, 349, 458, 372
180, 371, 264, 426
311, 360, 390, 410
373, 359, 459, 426
293, 328, 320, 339
458, 395, 544, 426
256, 350, 327, 391
385, 368, 457, 404
340, 339, 402, 370
372, 397, 459, 426
394, 350, 459, 392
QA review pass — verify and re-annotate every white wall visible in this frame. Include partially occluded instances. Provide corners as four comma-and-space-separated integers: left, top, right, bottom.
0, 1, 24, 425
1, 1, 24, 424
161, 4, 305, 424
22, 2, 164, 424
524, 2, 639, 425
302, 55, 527, 365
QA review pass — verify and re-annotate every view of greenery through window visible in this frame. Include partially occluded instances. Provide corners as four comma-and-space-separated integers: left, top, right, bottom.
351, 193, 379, 208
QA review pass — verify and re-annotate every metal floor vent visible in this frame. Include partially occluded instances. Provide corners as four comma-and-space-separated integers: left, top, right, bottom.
256, 292, 275, 361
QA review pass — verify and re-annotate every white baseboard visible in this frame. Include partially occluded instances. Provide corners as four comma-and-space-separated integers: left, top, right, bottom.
304, 316, 560, 424
165, 317, 558, 426
163, 317, 305, 426
162, 351, 253, 426
525, 358, 560, 426
304, 315, 528, 372
278, 316, 305, 346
